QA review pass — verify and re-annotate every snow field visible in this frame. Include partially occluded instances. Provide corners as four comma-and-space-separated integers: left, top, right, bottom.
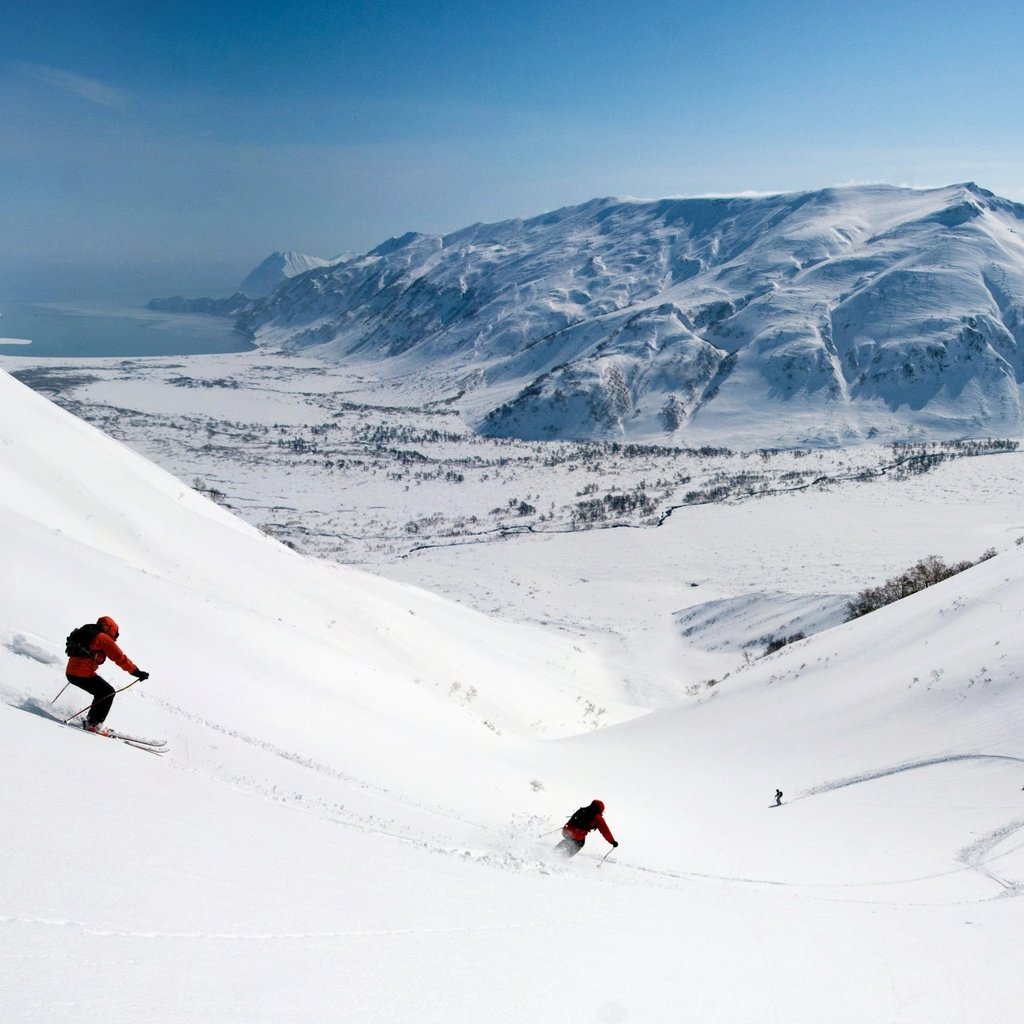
4, 363, 1024, 1022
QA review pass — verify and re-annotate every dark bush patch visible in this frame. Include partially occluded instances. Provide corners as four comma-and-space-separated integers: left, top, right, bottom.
764, 632, 806, 655
845, 549, 998, 621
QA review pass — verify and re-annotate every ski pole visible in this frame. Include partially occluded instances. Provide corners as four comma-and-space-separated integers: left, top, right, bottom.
63, 678, 140, 725
537, 828, 563, 838
50, 682, 71, 705
597, 846, 616, 867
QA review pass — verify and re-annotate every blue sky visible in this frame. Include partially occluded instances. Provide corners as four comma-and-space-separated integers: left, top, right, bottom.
3, 0, 1024, 297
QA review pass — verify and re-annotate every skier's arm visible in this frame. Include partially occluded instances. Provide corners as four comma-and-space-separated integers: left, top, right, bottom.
595, 815, 616, 845
96, 632, 138, 675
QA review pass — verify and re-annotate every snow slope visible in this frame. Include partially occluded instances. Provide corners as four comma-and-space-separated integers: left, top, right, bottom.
4, 364, 1024, 1023
239, 183, 1024, 446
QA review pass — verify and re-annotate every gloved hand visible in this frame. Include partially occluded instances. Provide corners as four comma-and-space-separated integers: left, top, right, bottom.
132, 669, 150, 681
612, 841, 619, 848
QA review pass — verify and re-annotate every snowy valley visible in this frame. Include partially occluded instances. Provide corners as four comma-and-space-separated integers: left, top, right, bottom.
3, 332, 1024, 1021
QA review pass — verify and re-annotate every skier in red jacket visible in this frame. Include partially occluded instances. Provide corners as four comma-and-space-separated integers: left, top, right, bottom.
554, 800, 618, 858
65, 616, 148, 733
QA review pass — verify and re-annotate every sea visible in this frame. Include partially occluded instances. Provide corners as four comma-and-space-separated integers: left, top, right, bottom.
0, 301, 254, 358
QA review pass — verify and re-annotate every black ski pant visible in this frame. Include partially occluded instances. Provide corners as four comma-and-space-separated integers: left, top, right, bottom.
66, 673, 115, 727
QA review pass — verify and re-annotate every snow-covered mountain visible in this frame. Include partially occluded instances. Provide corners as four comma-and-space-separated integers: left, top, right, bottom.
239, 249, 346, 297
148, 250, 348, 314
239, 183, 1024, 446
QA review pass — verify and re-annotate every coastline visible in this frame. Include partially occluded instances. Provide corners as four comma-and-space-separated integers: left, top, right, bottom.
0, 300, 254, 358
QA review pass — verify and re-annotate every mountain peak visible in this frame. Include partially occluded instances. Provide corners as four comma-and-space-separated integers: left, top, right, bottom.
239, 250, 338, 298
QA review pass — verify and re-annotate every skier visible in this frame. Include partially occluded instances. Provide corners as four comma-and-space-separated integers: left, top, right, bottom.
554, 799, 617, 858
65, 616, 148, 733
775, 789, 783, 806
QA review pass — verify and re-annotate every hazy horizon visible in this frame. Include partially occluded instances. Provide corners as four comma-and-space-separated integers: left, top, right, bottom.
0, 255, 251, 304
4, 1, 1024, 301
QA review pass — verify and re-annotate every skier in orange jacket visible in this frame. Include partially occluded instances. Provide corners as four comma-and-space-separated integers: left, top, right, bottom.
554, 799, 617, 858
65, 616, 148, 733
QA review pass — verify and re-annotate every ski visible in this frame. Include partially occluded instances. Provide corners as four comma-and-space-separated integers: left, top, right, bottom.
31, 705, 169, 753
102, 728, 167, 749
80, 724, 168, 752
118, 738, 166, 756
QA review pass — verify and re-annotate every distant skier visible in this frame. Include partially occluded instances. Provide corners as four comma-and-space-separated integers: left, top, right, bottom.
64, 616, 148, 733
774, 789, 783, 806
554, 799, 617, 858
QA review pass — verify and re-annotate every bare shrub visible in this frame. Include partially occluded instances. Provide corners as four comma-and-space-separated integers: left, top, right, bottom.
846, 549, 998, 621
764, 632, 806, 655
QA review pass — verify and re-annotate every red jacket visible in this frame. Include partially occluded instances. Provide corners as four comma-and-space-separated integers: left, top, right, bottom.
562, 803, 615, 845
66, 631, 137, 679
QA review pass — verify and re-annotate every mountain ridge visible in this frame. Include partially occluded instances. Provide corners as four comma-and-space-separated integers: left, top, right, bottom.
212, 184, 1024, 445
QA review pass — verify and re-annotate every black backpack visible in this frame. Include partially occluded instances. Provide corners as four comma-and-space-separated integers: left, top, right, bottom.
566, 804, 598, 831
65, 622, 102, 658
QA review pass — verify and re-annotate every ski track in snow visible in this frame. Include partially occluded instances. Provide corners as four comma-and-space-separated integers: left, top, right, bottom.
804, 752, 1024, 799
0, 914, 563, 942
802, 754, 1024, 898
137, 691, 502, 851
956, 816, 1024, 897
2, 632, 61, 666
5, 686, 564, 877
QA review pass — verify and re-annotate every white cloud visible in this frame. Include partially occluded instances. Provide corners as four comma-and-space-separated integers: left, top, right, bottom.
17, 61, 126, 109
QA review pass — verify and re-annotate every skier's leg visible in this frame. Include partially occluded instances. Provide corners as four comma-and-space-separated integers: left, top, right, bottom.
67, 674, 115, 726
88, 678, 115, 725
554, 838, 585, 858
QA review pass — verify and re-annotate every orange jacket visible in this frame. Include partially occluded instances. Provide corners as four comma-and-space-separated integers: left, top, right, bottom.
66, 630, 137, 678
